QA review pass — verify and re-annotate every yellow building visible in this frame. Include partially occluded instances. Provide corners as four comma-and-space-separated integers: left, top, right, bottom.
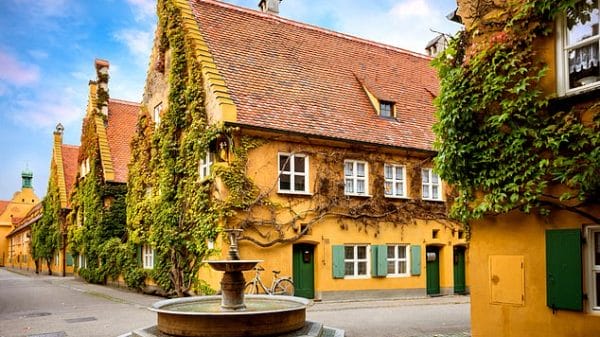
0, 170, 40, 266
136, 0, 468, 299
446, 1, 600, 336
6, 203, 41, 272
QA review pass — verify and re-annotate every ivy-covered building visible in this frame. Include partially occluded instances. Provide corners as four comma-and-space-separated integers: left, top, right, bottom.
129, 0, 467, 299
0, 170, 40, 267
434, 0, 600, 336
69, 59, 139, 284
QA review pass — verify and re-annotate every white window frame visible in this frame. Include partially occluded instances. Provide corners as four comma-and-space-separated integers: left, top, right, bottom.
142, 245, 154, 270
153, 102, 162, 128
556, 1, 600, 96
278, 153, 309, 194
387, 244, 410, 277
199, 152, 214, 180
55, 253, 60, 266
344, 160, 369, 196
344, 244, 370, 278
384, 163, 407, 198
586, 226, 600, 312
78, 254, 87, 269
422, 168, 442, 201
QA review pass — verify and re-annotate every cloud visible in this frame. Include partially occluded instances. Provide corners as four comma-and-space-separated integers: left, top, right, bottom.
13, 0, 71, 17
126, 0, 156, 21
114, 28, 153, 60
28, 50, 49, 60
390, 0, 434, 18
11, 88, 83, 129
0, 50, 40, 86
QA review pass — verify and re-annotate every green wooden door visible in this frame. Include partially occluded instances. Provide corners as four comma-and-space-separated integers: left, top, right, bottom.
293, 244, 315, 299
453, 246, 466, 294
426, 246, 441, 296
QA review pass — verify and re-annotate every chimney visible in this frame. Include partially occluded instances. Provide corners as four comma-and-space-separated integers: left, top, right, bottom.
258, 0, 281, 14
95, 59, 110, 116
54, 123, 64, 145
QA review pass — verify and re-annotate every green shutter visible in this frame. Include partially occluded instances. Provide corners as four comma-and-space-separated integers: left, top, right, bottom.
66, 253, 74, 266
332, 245, 345, 279
546, 229, 583, 311
136, 245, 143, 266
371, 245, 388, 277
411, 245, 421, 276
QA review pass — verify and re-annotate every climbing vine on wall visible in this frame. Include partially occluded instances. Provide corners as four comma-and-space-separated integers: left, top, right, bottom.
33, 170, 61, 275
433, 0, 600, 225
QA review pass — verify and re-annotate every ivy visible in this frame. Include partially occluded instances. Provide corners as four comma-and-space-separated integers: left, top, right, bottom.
32, 170, 61, 275
433, 0, 600, 225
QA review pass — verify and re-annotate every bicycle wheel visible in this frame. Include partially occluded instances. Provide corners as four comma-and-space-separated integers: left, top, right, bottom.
273, 279, 294, 296
245, 282, 259, 294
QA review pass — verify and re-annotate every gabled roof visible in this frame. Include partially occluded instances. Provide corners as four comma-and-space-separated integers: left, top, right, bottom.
186, 0, 438, 151
61, 144, 79, 205
7, 203, 42, 238
106, 99, 139, 183
0, 200, 9, 215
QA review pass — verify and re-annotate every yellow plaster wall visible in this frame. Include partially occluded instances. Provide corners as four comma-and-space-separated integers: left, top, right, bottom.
201, 139, 468, 297
0, 187, 39, 266
469, 210, 600, 337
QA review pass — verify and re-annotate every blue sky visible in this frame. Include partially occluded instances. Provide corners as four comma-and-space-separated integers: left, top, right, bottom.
0, 0, 461, 200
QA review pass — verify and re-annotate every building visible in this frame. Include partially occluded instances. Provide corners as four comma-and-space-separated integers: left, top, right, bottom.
68, 59, 139, 282
132, 0, 468, 299
6, 203, 42, 272
0, 171, 40, 266
438, 1, 600, 336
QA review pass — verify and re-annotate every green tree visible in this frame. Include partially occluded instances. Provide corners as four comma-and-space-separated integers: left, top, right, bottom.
32, 181, 61, 275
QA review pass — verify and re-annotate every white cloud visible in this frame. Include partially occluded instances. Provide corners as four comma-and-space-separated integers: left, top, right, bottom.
390, 0, 434, 18
114, 28, 153, 60
11, 89, 83, 129
13, 0, 70, 17
0, 50, 40, 86
126, 0, 156, 21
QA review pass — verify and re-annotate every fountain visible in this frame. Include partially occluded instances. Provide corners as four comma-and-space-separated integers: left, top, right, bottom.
129, 229, 344, 337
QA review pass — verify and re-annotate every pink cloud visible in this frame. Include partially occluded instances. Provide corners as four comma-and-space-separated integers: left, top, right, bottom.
0, 51, 40, 86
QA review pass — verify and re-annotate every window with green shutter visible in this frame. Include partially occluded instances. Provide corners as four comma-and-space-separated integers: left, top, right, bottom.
371, 245, 388, 277
546, 229, 583, 311
411, 245, 421, 276
66, 253, 74, 266
332, 245, 345, 279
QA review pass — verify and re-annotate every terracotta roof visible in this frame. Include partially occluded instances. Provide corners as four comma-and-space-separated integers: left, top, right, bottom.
7, 203, 42, 237
61, 144, 80, 205
189, 0, 439, 151
0, 200, 9, 215
106, 99, 140, 182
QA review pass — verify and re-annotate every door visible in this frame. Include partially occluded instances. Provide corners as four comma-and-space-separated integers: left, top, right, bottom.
293, 244, 315, 299
426, 246, 441, 296
453, 246, 466, 294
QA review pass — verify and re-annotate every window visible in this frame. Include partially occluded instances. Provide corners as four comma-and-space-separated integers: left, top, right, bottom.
278, 153, 309, 193
387, 245, 409, 276
153, 102, 162, 128
78, 254, 87, 269
589, 227, 600, 311
143, 245, 154, 269
199, 152, 213, 180
384, 164, 406, 198
345, 160, 369, 196
80, 158, 90, 177
380, 101, 394, 118
422, 168, 442, 201
557, 0, 600, 95
344, 245, 370, 277
55, 253, 60, 266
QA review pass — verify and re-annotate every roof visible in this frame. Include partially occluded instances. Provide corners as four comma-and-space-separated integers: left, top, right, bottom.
188, 0, 439, 151
425, 34, 448, 49
61, 144, 80, 205
7, 203, 42, 237
106, 99, 140, 182
0, 200, 9, 215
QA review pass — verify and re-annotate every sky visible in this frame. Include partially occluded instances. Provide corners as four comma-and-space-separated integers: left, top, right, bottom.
0, 0, 462, 201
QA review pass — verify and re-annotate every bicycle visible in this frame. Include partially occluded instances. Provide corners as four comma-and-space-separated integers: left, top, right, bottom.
244, 266, 295, 296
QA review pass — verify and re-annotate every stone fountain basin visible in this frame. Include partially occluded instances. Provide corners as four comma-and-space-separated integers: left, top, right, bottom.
150, 295, 311, 337
206, 260, 262, 272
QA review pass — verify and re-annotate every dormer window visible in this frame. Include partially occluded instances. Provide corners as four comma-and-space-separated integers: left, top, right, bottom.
380, 101, 394, 118
153, 102, 162, 128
